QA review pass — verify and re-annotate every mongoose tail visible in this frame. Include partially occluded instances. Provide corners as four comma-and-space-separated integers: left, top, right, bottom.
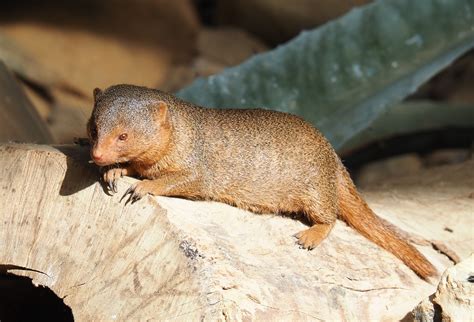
337, 165, 437, 280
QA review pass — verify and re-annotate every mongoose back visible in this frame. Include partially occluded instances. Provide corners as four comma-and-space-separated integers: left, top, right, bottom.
87, 84, 436, 279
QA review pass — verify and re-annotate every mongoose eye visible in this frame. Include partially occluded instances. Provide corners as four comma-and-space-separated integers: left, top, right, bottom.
118, 133, 128, 141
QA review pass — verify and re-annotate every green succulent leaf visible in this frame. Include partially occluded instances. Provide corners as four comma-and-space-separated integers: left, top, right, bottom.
178, 0, 474, 150
339, 101, 474, 154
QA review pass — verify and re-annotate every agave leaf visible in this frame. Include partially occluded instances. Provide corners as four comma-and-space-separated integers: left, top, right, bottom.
339, 101, 474, 154
178, 0, 474, 149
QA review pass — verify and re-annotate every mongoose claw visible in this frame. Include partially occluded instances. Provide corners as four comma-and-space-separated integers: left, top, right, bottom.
120, 186, 136, 205
103, 167, 124, 193
120, 181, 152, 205
120, 187, 131, 202
294, 231, 316, 250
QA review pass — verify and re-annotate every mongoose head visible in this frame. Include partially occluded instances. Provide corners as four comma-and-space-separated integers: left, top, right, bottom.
87, 84, 171, 167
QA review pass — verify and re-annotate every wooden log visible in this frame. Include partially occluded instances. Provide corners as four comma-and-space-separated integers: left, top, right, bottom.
0, 62, 53, 143
0, 143, 472, 320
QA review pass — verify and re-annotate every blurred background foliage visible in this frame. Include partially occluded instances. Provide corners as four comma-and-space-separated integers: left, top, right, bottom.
0, 0, 473, 182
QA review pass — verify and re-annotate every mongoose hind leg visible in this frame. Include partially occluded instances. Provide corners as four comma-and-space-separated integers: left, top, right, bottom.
295, 222, 335, 249
295, 183, 338, 250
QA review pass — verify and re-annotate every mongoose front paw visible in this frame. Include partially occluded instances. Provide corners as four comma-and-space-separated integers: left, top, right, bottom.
120, 180, 155, 204
103, 167, 127, 193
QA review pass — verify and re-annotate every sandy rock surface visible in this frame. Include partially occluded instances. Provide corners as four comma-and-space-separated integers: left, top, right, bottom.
0, 144, 472, 320
413, 254, 474, 321
434, 254, 474, 321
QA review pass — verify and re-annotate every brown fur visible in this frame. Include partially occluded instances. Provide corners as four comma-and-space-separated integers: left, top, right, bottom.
87, 84, 436, 279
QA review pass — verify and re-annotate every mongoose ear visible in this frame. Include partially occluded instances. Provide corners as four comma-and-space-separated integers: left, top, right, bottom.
93, 88, 102, 102
155, 101, 168, 124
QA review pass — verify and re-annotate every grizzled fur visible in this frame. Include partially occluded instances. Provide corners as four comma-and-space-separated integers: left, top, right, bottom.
87, 84, 436, 279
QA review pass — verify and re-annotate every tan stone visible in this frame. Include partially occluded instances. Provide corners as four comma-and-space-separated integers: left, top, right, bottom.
0, 24, 171, 98
197, 27, 268, 67
356, 153, 423, 188
0, 0, 200, 143
163, 27, 268, 92
413, 255, 474, 322
434, 255, 474, 321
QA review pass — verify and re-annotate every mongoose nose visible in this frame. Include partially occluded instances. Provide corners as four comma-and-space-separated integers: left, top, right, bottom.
91, 150, 104, 162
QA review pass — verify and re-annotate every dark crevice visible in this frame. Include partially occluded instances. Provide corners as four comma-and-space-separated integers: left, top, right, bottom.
193, 0, 218, 26
15, 75, 55, 103
0, 272, 74, 322
433, 302, 443, 322
430, 241, 460, 264
342, 127, 474, 175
